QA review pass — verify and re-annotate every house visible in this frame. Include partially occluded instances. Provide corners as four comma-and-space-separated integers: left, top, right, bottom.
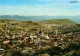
6, 44, 11, 49
0, 49, 5, 56
30, 35, 37, 39
29, 40, 33, 43
45, 36, 49, 40
3, 39, 9, 44
51, 41, 58, 46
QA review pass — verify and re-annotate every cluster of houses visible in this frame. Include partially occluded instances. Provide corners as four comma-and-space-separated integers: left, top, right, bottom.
0, 24, 51, 56
53, 25, 80, 48
0, 22, 80, 56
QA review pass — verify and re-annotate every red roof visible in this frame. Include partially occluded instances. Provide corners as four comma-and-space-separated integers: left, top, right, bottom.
37, 37, 40, 38
7, 44, 10, 46
17, 38, 21, 40
56, 36, 59, 38
67, 38, 70, 40
32, 35, 35, 36
22, 35, 27, 38
0, 42, 3, 45
3, 39, 9, 41
29, 40, 32, 42
52, 41, 57, 44
23, 43, 27, 45
21, 43, 27, 46
61, 35, 63, 37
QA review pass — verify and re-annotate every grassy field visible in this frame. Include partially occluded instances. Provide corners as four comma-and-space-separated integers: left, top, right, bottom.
40, 19, 76, 25
0, 19, 76, 31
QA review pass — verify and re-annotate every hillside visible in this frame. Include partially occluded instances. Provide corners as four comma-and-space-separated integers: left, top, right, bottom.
0, 15, 80, 23
0, 19, 45, 32
0, 15, 42, 21
40, 19, 76, 25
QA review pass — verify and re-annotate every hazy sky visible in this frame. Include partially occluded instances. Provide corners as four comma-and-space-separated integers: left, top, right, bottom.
0, 0, 80, 16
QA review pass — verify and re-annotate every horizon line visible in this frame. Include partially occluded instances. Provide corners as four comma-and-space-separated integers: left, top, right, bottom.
0, 15, 80, 16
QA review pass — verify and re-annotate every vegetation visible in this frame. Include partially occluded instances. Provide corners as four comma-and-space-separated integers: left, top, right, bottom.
34, 44, 80, 56
40, 19, 75, 25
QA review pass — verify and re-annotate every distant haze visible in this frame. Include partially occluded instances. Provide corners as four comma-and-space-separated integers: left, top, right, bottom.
0, 15, 80, 23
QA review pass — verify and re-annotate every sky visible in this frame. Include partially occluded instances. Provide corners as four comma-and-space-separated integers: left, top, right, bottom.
0, 0, 80, 16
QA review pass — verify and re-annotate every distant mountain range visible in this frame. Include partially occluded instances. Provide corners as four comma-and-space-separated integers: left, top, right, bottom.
0, 15, 80, 23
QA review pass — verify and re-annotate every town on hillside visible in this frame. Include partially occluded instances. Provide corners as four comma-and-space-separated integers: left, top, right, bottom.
0, 19, 80, 56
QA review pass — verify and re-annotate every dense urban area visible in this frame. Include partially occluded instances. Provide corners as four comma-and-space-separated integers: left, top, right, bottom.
0, 19, 80, 56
